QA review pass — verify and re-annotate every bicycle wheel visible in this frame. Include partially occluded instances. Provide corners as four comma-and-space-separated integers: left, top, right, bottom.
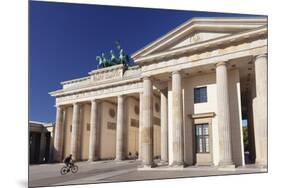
71, 165, 78, 173
60, 166, 68, 175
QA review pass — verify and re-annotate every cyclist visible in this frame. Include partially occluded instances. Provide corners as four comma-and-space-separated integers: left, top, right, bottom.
63, 154, 74, 168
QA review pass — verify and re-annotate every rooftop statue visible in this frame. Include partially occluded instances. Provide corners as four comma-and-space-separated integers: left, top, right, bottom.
119, 48, 129, 69
96, 56, 103, 68
101, 53, 110, 67
110, 50, 118, 65
96, 41, 130, 69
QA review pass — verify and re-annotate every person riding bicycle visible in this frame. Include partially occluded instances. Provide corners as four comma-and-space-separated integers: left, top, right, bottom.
60, 154, 78, 175
63, 154, 74, 168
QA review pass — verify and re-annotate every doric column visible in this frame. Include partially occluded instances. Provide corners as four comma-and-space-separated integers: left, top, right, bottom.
39, 131, 46, 162
138, 92, 143, 160
88, 99, 98, 161
160, 88, 168, 163
53, 106, 64, 162
216, 61, 233, 167
171, 71, 184, 166
253, 54, 267, 167
71, 103, 80, 161
116, 95, 125, 160
142, 77, 154, 167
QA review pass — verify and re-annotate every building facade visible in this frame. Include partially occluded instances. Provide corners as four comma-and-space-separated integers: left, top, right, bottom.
50, 17, 268, 168
29, 121, 55, 164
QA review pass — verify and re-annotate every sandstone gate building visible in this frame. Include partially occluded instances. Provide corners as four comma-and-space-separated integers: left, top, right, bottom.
50, 17, 268, 168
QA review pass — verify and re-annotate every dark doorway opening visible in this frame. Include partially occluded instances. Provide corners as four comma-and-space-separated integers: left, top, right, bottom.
29, 132, 41, 164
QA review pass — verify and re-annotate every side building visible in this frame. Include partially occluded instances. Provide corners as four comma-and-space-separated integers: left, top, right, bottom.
29, 121, 55, 164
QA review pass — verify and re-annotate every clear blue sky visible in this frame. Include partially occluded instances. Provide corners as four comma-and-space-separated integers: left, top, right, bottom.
29, 1, 258, 122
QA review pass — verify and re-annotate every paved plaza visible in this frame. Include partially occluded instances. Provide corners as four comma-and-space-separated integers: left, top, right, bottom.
29, 160, 267, 187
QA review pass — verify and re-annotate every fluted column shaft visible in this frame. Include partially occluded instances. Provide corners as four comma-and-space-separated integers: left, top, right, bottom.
88, 100, 98, 161
142, 77, 154, 167
172, 71, 184, 166
160, 88, 168, 162
138, 92, 143, 160
53, 106, 64, 162
216, 62, 233, 166
253, 54, 267, 166
71, 103, 80, 161
116, 95, 125, 160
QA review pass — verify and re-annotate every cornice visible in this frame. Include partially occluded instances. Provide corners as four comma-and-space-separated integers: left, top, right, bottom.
60, 76, 90, 86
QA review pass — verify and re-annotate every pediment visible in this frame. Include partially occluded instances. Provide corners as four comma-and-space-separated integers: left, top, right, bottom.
132, 17, 267, 61
156, 31, 230, 52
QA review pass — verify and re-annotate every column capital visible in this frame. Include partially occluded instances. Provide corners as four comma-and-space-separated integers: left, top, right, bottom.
91, 99, 102, 104
160, 87, 168, 94
55, 105, 64, 109
255, 53, 268, 60
172, 70, 182, 75
91, 99, 97, 103
117, 95, 127, 101
73, 102, 80, 107
142, 76, 151, 81
216, 61, 227, 68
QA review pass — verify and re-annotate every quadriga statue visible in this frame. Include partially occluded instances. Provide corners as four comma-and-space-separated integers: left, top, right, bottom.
96, 41, 130, 69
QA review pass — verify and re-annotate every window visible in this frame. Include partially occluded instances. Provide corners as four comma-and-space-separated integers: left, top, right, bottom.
87, 123, 90, 131
194, 87, 207, 103
195, 124, 209, 153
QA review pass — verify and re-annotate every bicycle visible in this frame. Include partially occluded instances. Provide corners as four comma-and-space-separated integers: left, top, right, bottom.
60, 163, 78, 175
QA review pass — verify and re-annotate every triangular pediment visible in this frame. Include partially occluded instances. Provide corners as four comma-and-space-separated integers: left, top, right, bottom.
155, 31, 230, 53
132, 17, 267, 61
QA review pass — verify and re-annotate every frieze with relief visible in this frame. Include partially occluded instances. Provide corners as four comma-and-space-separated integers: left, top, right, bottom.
91, 67, 123, 82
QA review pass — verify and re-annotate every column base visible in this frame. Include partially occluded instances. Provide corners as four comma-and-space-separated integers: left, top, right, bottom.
88, 159, 98, 162
170, 161, 185, 168
88, 157, 99, 162
255, 158, 267, 165
115, 158, 125, 162
218, 161, 235, 171
158, 160, 168, 166
217, 165, 236, 171
139, 162, 157, 168
254, 161, 268, 169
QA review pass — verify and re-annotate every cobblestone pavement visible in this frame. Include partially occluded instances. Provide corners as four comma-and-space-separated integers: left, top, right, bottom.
29, 160, 266, 187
